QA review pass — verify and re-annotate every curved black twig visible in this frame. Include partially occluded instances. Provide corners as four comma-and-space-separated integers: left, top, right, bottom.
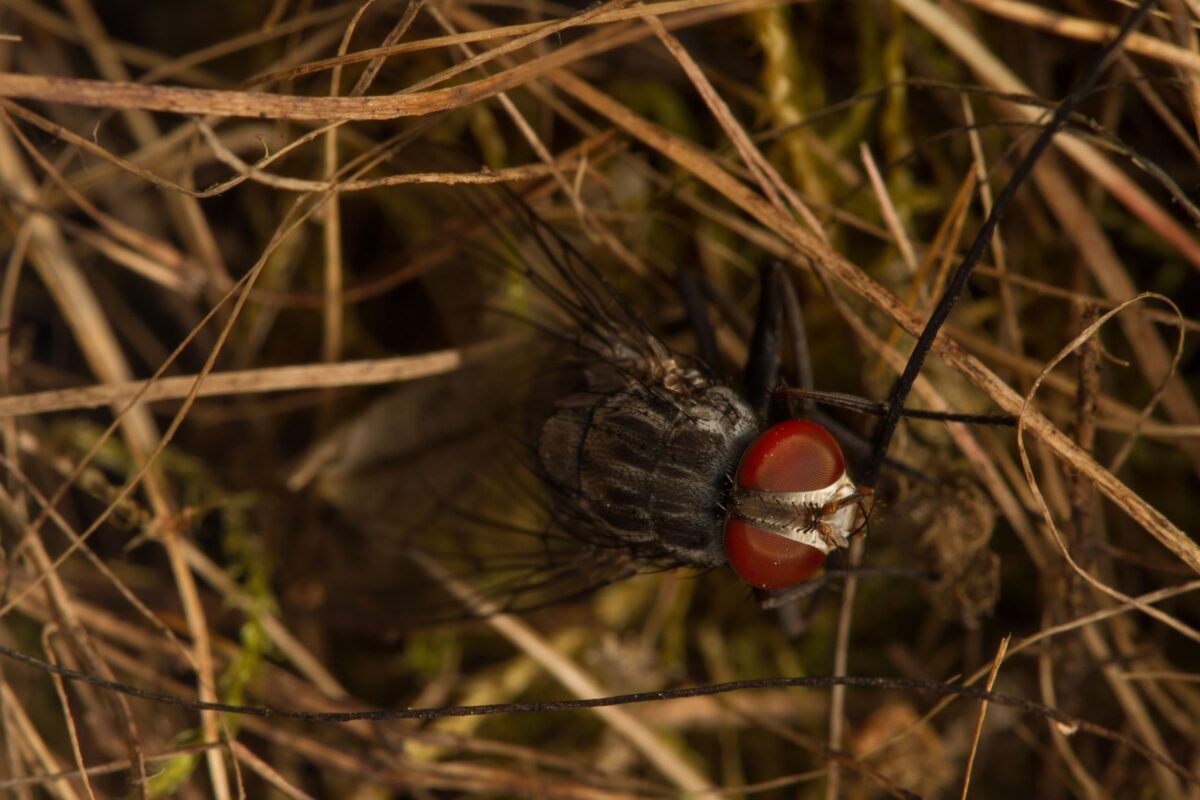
0, 642, 1193, 785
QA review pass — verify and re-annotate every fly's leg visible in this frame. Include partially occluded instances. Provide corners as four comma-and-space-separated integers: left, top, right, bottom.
676, 260, 785, 417
779, 268, 815, 410
775, 276, 953, 484
744, 261, 785, 419
674, 266, 720, 372
775, 274, 877, 467
766, 580, 828, 639
761, 565, 938, 612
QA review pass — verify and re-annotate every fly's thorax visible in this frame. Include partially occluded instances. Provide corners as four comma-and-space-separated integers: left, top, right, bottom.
576, 329, 709, 398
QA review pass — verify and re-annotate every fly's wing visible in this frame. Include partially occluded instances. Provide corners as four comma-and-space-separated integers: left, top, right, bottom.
496, 198, 700, 396
293, 200, 724, 630
293, 373, 651, 633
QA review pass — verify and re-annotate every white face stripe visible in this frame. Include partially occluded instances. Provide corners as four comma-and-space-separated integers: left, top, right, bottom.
726, 473, 862, 554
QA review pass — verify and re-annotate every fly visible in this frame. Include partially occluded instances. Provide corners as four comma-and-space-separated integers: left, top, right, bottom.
304, 194, 1002, 624
445, 198, 876, 606
484, 195, 1014, 610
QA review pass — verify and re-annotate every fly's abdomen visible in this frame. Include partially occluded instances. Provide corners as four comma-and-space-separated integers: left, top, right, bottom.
538, 381, 758, 568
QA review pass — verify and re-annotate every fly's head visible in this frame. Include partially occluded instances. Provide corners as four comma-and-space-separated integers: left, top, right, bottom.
724, 420, 871, 590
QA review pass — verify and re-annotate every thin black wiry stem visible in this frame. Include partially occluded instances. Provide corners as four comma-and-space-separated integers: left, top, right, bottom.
860, 0, 1159, 487
0, 642, 1193, 785
781, 389, 1016, 426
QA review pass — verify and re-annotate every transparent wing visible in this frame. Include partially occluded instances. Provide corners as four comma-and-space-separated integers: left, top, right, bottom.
292, 198, 724, 630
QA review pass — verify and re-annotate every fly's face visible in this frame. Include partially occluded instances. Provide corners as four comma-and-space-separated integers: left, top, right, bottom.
724, 420, 869, 590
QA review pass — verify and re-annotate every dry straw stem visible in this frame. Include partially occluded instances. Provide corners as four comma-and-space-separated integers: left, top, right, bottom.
41, 629, 98, 800
0, 100, 190, 798
57, 0, 227, 286
0, 2, 751, 204
7, 97, 550, 209
0, 0, 757, 120
825, 535, 865, 800
1081, 624, 1183, 798
824, 144, 917, 800
8, 13, 690, 788
0, 682, 82, 800
1017, 294, 1194, 640
0, 107, 446, 647
1013, 293, 1191, 798
0, 455, 229, 714
947, 325, 1187, 434
1032, 152, 1200, 467
8, 565, 353, 746
1036, 626, 1105, 800
0, 87, 419, 796
24, 598, 647, 799
643, 10, 826, 239
0, 349, 475, 418
0, 485, 154, 794
0, 121, 166, 494
228, 740, 316, 800
962, 95, 1021, 364
427, 1, 653, 278
247, 0, 761, 87
177, 543, 348, 700
967, 265, 1200, 334
0, 111, 196, 291
959, 635, 1011, 800
727, 703, 914, 798
860, 144, 919, 275
3, 30, 233, 793
966, 0, 1200, 73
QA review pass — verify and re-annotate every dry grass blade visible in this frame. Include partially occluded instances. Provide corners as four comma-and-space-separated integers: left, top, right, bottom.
959, 635, 1009, 799
965, 0, 1200, 73
0, 349, 480, 417
1017, 294, 1196, 638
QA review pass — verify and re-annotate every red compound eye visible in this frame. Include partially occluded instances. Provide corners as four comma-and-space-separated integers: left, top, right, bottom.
724, 420, 847, 589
